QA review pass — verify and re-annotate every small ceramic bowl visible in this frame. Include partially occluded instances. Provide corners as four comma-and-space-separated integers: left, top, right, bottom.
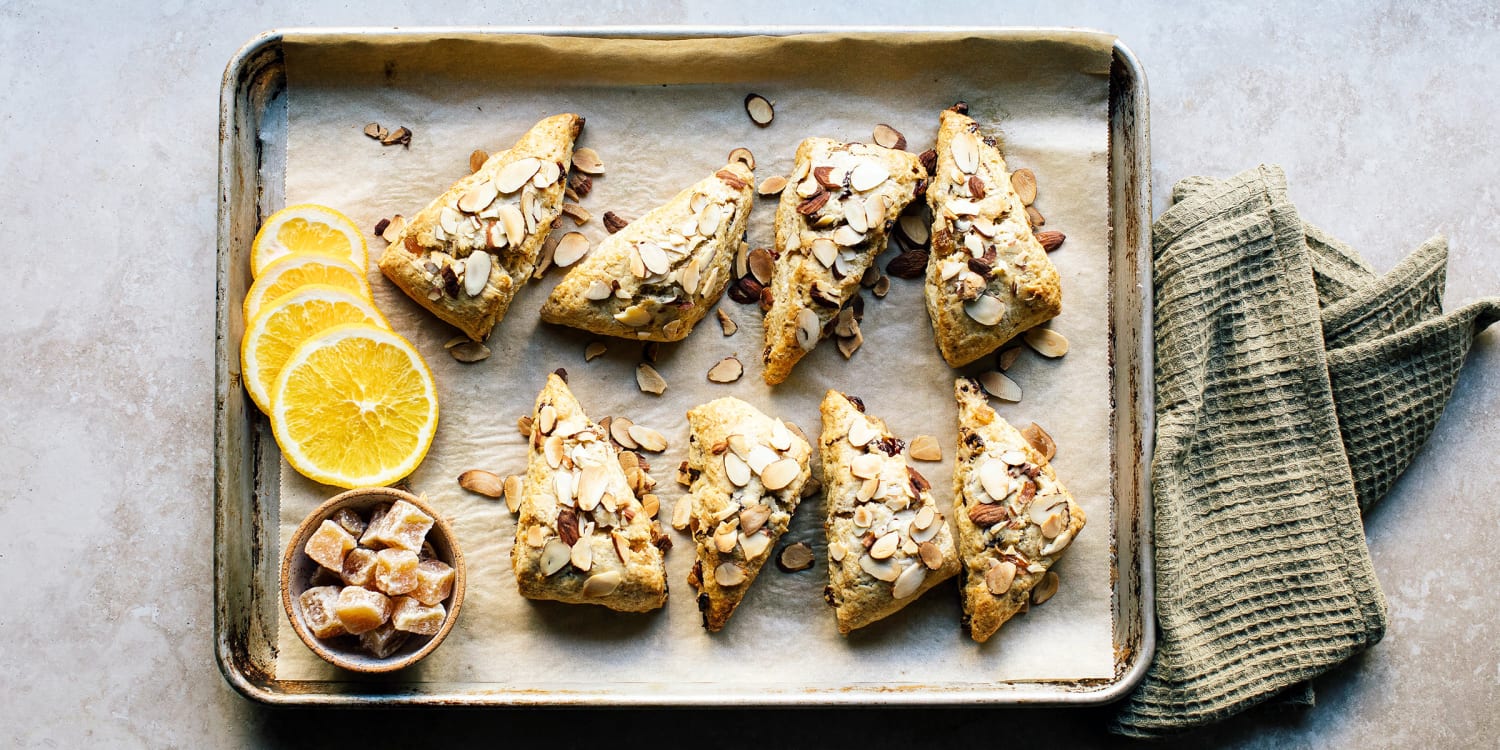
281, 487, 465, 672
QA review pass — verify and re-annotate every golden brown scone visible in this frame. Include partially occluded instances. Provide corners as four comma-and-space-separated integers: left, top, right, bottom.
539, 163, 753, 342
682, 397, 811, 631
379, 114, 583, 341
762, 138, 925, 385
953, 378, 1084, 642
511, 373, 668, 613
925, 105, 1061, 367
819, 391, 959, 634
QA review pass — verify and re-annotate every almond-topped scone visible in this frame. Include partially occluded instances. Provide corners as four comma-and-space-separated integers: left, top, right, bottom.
925, 104, 1062, 367
380, 114, 583, 341
819, 391, 958, 634
511, 373, 668, 612
953, 378, 1084, 642
539, 162, 754, 341
683, 397, 812, 631
762, 138, 926, 384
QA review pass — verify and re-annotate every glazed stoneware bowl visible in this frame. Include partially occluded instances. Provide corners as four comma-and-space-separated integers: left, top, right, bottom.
281, 487, 465, 673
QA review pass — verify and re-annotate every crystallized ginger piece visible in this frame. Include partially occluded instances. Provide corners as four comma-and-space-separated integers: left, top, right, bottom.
341, 547, 377, 587
374, 548, 419, 595
298, 585, 346, 639
334, 585, 392, 634
361, 500, 433, 551
412, 558, 455, 606
391, 596, 446, 636
334, 507, 368, 537
359, 622, 410, 658
305, 520, 355, 572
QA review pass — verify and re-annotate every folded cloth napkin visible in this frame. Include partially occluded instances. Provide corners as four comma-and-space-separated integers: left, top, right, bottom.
1111, 166, 1500, 738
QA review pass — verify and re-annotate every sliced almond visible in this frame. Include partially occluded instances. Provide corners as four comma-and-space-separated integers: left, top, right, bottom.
811, 238, 839, 267
1032, 571, 1059, 605
707, 356, 744, 383
1001, 450, 1029, 466
845, 196, 869, 234
552, 232, 591, 268
892, 559, 927, 598
718, 309, 738, 336
832, 225, 865, 247
380, 215, 406, 243
724, 451, 752, 487
898, 214, 929, 246
715, 562, 748, 586
726, 434, 751, 460
918, 541, 943, 571
757, 175, 788, 196
637, 243, 670, 275
865, 195, 889, 230
540, 538, 571, 576
526, 524, 546, 548
739, 504, 771, 536
743, 93, 774, 126
363, 122, 385, 140
614, 305, 651, 327
859, 554, 901, 582
849, 162, 890, 192
458, 469, 504, 498
952, 131, 980, 174
628, 424, 667, 453
609, 416, 637, 449
914, 505, 936, 531
739, 532, 772, 560
794, 308, 820, 351
759, 458, 801, 491
964, 294, 1005, 326
872, 275, 890, 298
846, 418, 876, 448
727, 147, 755, 170
635, 363, 667, 395
1010, 168, 1038, 205
985, 560, 1017, 595
449, 341, 491, 363
747, 248, 775, 285
494, 157, 542, 194
978, 459, 1011, 501
561, 203, 591, 225
829, 540, 847, 562
872, 123, 906, 150
572, 147, 604, 175
468, 149, 489, 173
1026, 204, 1045, 228
850, 453, 883, 480
1021, 422, 1057, 461
869, 531, 900, 560
583, 343, 610, 366
998, 346, 1023, 371
714, 521, 738, 553
498, 203, 527, 247
777, 542, 815, 572
537, 404, 557, 435
1023, 327, 1069, 358
671, 497, 693, 530
535, 160, 561, 188
502, 475, 523, 513
855, 477, 878, 502
908, 435, 942, 462
575, 464, 608, 512
517, 415, 534, 437
458, 180, 498, 213
837, 330, 863, 358
581, 570, 622, 597
463, 251, 491, 296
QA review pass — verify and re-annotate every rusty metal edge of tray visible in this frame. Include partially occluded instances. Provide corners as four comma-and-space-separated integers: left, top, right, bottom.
214, 26, 1154, 708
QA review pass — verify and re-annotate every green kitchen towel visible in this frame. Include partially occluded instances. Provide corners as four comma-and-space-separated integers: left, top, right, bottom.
1111, 166, 1499, 737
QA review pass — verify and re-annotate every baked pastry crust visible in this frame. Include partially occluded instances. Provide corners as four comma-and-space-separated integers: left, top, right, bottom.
925, 107, 1061, 367
819, 391, 959, 634
952, 378, 1085, 642
683, 397, 812, 631
379, 114, 583, 341
539, 163, 754, 342
762, 138, 925, 384
511, 373, 667, 612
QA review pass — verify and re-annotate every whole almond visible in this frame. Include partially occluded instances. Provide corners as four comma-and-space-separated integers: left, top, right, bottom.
1035, 230, 1065, 252
886, 250, 929, 279
602, 211, 630, 234
872, 123, 907, 150
967, 502, 1010, 528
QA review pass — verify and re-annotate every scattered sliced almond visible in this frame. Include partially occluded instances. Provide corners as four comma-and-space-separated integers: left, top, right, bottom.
794, 308, 820, 351
997, 346, 1022, 371
627, 424, 668, 453
502, 475, 523, 513
908, 435, 942, 462
1026, 204, 1045, 228
715, 562, 748, 586
363, 122, 385, 140
636, 363, 667, 395
381, 126, 411, 147
443, 335, 470, 350
849, 162, 890, 192
759, 458, 801, 491
724, 451, 752, 487
517, 415, 533, 437
837, 330, 863, 359
1032, 571, 1060, 605
892, 560, 927, 599
610, 417, 637, 449
380, 215, 406, 243
449, 341, 491, 363
717, 309, 738, 336
1023, 327, 1069, 358
458, 469, 504, 498
898, 214, 930, 246
584, 341, 608, 361
552, 232, 591, 268
1010, 168, 1038, 205
1021, 422, 1057, 461
707, 356, 744, 383
581, 570, 622, 597
747, 248, 775, 285
561, 203, 591, 225
469, 149, 489, 173
727, 147, 755, 170
964, 294, 1005, 326
952, 131, 979, 174
757, 175, 788, 196
777, 542, 815, 572
980, 371, 1023, 402
540, 539, 571, 576
572, 147, 604, 175
986, 560, 1017, 595
743, 93, 774, 126
872, 275, 890, 298
872, 123, 906, 150
671, 497, 692, 530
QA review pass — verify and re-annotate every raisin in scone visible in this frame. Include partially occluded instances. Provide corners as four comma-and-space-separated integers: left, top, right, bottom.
511, 373, 667, 612
539, 162, 753, 341
925, 105, 1061, 367
953, 378, 1084, 642
683, 397, 811, 631
762, 138, 925, 385
819, 391, 959, 634
379, 114, 583, 341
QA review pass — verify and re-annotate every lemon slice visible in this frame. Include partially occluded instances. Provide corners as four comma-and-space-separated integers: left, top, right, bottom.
251, 204, 368, 277
243, 253, 372, 322
240, 284, 389, 414
271, 324, 438, 488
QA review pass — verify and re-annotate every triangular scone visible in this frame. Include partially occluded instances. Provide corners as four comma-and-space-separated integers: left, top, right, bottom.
683, 397, 811, 631
925, 106, 1062, 367
540, 163, 754, 342
762, 138, 925, 384
379, 114, 583, 341
819, 391, 959, 634
511, 373, 667, 612
953, 378, 1085, 642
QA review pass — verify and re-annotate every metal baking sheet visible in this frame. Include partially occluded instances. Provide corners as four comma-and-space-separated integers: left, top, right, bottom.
214, 27, 1153, 706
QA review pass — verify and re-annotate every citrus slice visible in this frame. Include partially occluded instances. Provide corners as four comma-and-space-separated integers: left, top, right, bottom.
251, 204, 368, 277
271, 324, 438, 489
243, 253, 372, 322
240, 284, 390, 414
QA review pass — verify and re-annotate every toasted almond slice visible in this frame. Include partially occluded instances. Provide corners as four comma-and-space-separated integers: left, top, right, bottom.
628, 424, 667, 453
1026, 204, 1045, 228
535, 160, 561, 188
872, 275, 890, 298
713, 521, 738, 553
561, 203, 591, 225
581, 570, 622, 597
811, 238, 839, 267
638, 243, 670, 275
859, 554, 901, 582
978, 459, 1011, 501
746, 445, 778, 474
576, 465, 608, 511
837, 330, 863, 358
980, 371, 1022, 402
777, 542, 815, 572
964, 294, 1005, 326
795, 308, 820, 351
494, 157, 542, 194
502, 475, 523, 512
998, 346, 1022, 371
718, 309, 738, 336
869, 531, 900, 560
517, 415, 534, 437
850, 453, 883, 480
1021, 422, 1057, 461
898, 214, 929, 246
849, 162, 890, 192
769, 421, 793, 452
760, 458, 801, 491
1001, 449, 1029, 466
847, 418, 876, 448
614, 305, 651, 327
845, 196, 869, 234
727, 434, 751, 460
727, 147, 755, 170
865, 195, 889, 230
364, 122, 384, 139
552, 232, 591, 268
1011, 168, 1038, 205
463, 251, 491, 296
572, 147, 604, 175
892, 559, 927, 598
498, 203, 527, 247
952, 131, 980, 174
747, 248, 775, 285
908, 435, 942, 462
610, 416, 637, 449
724, 451, 752, 487
1024, 327, 1069, 357
380, 214, 406, 243
467, 149, 489, 173
1032, 570, 1059, 605
986, 560, 1017, 595
739, 504, 771, 535
872, 123, 906, 150
671, 496, 692, 530
833, 225, 865, 247
739, 531, 772, 560
743, 94, 774, 126
829, 540, 847, 562
540, 538, 571, 576
757, 175, 788, 196
855, 477, 878, 502
715, 562, 748, 586
636, 363, 667, 395
458, 181, 498, 214
458, 469, 504, 497
584, 280, 613, 301
707, 356, 744, 383
449, 341, 491, 363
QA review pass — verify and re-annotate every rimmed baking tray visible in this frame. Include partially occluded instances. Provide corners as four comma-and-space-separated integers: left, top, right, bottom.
214, 27, 1153, 706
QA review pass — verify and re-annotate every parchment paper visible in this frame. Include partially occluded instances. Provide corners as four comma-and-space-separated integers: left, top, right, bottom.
274, 30, 1118, 693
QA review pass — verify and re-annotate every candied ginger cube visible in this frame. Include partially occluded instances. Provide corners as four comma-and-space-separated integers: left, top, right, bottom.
298, 585, 346, 639
334, 507, 368, 537
334, 586, 392, 634
374, 548, 419, 595
359, 622, 409, 659
341, 547, 377, 587
305, 519, 356, 571
391, 596, 446, 636
360, 500, 433, 551
412, 558, 455, 606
